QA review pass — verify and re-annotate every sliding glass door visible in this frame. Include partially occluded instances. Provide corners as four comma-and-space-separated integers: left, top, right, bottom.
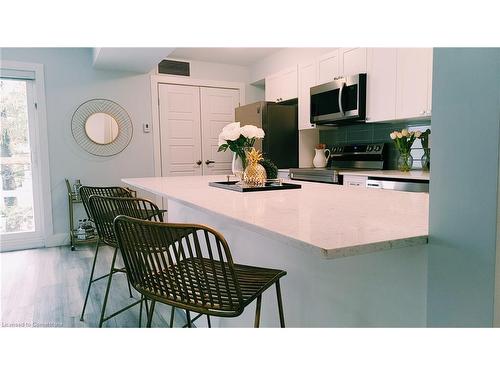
0, 77, 43, 250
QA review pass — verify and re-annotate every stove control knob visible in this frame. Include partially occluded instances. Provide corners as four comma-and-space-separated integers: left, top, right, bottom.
367, 145, 373, 152
374, 145, 381, 152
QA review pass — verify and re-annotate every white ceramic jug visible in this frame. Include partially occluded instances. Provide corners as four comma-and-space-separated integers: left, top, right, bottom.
313, 148, 331, 168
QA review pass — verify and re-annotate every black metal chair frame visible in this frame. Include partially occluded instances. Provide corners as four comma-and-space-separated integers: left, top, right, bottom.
80, 193, 164, 327
113, 215, 287, 328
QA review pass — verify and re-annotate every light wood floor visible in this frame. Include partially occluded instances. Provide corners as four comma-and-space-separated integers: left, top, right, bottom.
0, 244, 187, 328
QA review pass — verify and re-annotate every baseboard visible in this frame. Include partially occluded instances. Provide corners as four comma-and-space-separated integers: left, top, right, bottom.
45, 232, 70, 247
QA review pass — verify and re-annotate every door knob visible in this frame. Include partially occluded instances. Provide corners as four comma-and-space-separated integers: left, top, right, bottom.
205, 160, 215, 165
196, 160, 202, 166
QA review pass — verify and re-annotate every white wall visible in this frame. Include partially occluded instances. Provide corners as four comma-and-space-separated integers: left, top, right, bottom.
0, 48, 255, 245
160, 58, 264, 103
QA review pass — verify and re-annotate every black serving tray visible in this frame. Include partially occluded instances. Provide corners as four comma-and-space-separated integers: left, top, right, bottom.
209, 180, 302, 192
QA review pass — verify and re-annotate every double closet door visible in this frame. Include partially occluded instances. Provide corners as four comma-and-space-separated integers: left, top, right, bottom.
158, 84, 240, 176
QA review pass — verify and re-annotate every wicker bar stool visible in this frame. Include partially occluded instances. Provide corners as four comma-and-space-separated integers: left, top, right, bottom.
113, 216, 287, 328
79, 186, 135, 322
81, 195, 164, 327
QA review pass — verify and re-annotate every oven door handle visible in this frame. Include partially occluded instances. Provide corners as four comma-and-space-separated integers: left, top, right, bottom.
338, 82, 345, 115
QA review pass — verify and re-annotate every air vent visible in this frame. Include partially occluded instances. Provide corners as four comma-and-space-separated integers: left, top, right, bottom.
158, 60, 190, 76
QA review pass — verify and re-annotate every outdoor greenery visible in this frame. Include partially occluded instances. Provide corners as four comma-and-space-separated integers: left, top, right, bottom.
0, 78, 34, 233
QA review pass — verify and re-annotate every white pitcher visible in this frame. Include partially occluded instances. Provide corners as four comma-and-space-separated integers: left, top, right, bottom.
313, 148, 331, 168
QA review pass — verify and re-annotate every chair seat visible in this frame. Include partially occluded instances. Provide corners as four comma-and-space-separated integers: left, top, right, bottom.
137, 258, 286, 317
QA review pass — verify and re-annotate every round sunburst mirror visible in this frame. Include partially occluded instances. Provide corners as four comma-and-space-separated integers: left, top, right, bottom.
71, 99, 132, 156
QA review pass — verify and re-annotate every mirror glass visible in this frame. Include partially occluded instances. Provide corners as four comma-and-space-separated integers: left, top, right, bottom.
84, 113, 119, 145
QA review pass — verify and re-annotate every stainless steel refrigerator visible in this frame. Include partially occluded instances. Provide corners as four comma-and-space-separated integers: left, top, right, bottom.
235, 101, 298, 169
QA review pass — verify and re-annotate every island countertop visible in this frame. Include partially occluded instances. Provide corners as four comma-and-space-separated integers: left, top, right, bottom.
122, 176, 429, 259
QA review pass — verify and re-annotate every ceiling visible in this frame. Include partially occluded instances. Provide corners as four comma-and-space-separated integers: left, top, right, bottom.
92, 48, 175, 73
168, 48, 282, 66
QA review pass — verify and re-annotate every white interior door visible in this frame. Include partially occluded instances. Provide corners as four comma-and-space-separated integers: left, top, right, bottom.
158, 84, 202, 176
200, 87, 240, 175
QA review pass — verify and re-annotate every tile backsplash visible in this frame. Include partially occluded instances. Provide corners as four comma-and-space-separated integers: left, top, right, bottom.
319, 121, 431, 170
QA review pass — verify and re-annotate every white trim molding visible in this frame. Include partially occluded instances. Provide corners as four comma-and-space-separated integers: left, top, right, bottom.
0, 60, 53, 251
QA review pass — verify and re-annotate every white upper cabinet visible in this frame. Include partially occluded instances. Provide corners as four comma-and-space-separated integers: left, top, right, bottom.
298, 61, 317, 130
366, 48, 398, 123
339, 48, 367, 76
317, 50, 340, 84
396, 48, 433, 120
265, 66, 298, 102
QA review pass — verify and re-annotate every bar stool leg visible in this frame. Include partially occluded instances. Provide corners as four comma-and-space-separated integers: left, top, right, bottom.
80, 239, 100, 321
146, 300, 156, 328
169, 306, 175, 328
206, 315, 211, 328
254, 295, 262, 328
275, 280, 285, 328
186, 310, 192, 328
98, 247, 119, 327
120, 249, 133, 298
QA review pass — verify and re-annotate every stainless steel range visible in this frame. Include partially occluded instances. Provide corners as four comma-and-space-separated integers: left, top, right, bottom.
289, 143, 386, 184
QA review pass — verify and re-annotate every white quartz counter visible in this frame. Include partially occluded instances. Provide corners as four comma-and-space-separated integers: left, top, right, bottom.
339, 169, 430, 181
122, 176, 429, 259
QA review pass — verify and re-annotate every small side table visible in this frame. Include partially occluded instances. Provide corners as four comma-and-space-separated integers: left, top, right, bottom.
65, 179, 97, 251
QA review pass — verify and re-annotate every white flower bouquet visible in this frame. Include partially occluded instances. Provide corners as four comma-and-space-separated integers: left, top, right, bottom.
217, 122, 265, 164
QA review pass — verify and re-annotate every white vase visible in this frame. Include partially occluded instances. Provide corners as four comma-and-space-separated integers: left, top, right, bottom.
313, 148, 331, 168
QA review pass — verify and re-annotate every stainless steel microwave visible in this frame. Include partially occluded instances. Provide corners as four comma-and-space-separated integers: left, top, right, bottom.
310, 73, 366, 125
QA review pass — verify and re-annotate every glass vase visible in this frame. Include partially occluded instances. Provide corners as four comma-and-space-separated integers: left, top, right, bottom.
397, 152, 413, 172
421, 148, 430, 171
231, 147, 251, 181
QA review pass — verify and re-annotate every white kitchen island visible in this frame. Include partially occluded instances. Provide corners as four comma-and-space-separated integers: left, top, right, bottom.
123, 175, 429, 327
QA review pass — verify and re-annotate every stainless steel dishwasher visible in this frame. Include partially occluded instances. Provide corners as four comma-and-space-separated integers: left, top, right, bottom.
365, 177, 429, 193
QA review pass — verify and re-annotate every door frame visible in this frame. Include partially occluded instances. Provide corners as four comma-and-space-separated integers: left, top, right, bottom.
150, 74, 245, 181
0, 60, 53, 251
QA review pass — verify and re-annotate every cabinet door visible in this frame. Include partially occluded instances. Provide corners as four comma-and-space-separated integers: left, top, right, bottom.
200, 87, 240, 176
340, 48, 367, 76
265, 73, 280, 102
265, 66, 298, 102
396, 48, 433, 120
158, 84, 202, 176
317, 50, 340, 84
366, 48, 398, 122
298, 61, 317, 130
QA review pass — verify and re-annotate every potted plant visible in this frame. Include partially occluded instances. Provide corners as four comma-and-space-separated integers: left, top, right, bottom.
217, 122, 265, 179
390, 129, 421, 172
